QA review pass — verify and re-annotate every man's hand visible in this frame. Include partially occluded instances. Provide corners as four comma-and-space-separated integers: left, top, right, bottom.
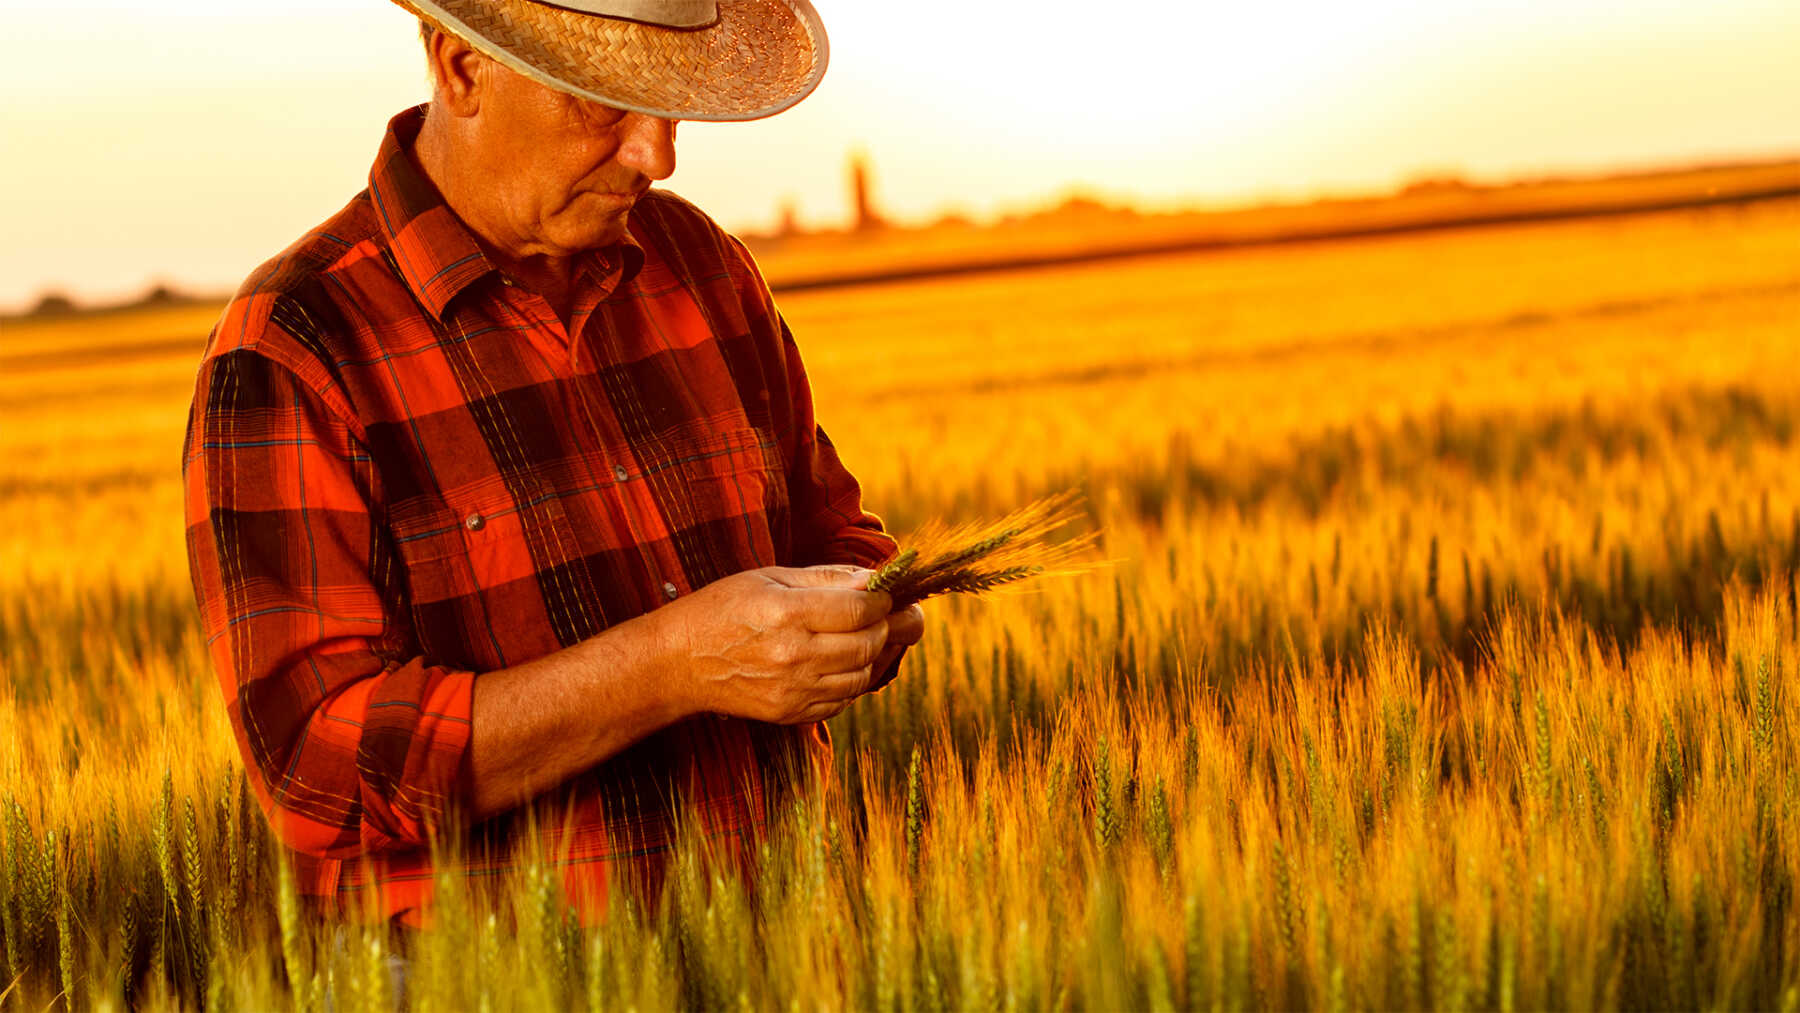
464, 565, 912, 820
663, 565, 909, 725
871, 602, 924, 691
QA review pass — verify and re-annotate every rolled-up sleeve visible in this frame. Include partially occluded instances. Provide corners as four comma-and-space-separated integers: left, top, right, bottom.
184, 343, 475, 860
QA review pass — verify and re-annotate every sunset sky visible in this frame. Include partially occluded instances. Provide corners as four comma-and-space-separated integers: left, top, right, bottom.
3, 0, 1797, 311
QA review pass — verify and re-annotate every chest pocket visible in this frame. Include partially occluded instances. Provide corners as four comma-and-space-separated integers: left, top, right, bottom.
385, 480, 576, 671
636, 421, 785, 585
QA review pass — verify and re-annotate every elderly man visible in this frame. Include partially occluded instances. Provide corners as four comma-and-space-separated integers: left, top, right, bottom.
183, 0, 922, 923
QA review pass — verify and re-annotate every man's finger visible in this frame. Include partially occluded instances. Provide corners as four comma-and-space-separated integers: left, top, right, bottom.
886, 604, 925, 646
762, 565, 872, 590
811, 666, 877, 703
783, 586, 893, 633
805, 626, 889, 675
788, 697, 855, 726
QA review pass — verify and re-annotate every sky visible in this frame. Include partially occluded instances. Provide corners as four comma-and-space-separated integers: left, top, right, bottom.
3, 0, 1798, 311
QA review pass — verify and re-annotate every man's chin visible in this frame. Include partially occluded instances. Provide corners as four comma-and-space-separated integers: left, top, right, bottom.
550, 215, 633, 255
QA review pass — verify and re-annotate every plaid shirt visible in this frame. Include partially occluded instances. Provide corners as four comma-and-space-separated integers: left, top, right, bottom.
183, 106, 894, 921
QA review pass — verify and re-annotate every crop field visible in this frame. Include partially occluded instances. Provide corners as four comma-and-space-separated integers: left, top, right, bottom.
3, 196, 1800, 1010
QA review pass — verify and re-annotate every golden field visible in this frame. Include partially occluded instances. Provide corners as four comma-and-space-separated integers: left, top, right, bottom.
742, 158, 1800, 288
2, 196, 1799, 1009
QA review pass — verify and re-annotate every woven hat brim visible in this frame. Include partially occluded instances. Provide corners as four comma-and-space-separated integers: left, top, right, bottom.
393, 0, 828, 122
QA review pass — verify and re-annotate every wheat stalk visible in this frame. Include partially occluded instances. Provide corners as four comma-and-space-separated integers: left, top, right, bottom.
181, 798, 207, 995
53, 834, 73, 1010
1093, 737, 1118, 853
153, 771, 177, 920
868, 492, 1095, 611
903, 748, 925, 883
2, 799, 20, 986
118, 892, 139, 1005
275, 856, 307, 1013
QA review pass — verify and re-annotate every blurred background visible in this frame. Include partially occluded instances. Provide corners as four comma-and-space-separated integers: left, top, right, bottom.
3, 0, 1797, 311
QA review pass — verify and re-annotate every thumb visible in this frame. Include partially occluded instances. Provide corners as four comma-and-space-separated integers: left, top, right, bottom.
764, 564, 873, 590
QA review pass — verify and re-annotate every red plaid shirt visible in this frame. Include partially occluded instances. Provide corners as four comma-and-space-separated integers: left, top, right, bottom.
183, 106, 894, 922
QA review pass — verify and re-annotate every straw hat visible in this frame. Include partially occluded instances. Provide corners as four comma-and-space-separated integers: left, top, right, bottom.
392, 0, 829, 122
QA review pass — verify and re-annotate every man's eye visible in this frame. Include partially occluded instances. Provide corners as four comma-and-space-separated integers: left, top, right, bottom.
578, 103, 626, 128
558, 93, 626, 128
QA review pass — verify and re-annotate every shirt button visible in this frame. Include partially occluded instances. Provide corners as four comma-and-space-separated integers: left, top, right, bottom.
464, 513, 484, 531
663, 581, 680, 600
613, 465, 629, 482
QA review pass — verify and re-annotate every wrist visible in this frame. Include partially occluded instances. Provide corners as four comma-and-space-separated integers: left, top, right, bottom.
626, 602, 710, 722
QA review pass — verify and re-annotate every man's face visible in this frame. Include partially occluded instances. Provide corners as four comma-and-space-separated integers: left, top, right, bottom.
468, 59, 678, 257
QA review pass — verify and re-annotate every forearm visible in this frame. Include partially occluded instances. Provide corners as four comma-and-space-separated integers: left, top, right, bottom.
448, 562, 913, 827
468, 564, 908, 822
465, 608, 693, 822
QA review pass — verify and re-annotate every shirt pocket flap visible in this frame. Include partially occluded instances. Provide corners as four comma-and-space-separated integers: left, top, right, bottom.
642, 423, 782, 520
386, 482, 569, 604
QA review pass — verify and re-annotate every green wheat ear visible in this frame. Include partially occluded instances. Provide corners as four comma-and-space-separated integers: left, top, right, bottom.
869, 548, 918, 596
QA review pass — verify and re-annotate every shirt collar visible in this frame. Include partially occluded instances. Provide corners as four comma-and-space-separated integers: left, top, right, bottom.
367, 105, 646, 322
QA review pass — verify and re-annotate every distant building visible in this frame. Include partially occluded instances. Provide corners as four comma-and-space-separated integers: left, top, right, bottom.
776, 198, 802, 239
850, 152, 885, 232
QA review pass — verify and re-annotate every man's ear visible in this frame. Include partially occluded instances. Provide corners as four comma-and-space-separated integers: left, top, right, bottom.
426, 30, 487, 117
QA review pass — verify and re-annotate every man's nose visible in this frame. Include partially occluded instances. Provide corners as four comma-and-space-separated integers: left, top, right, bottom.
617, 114, 677, 182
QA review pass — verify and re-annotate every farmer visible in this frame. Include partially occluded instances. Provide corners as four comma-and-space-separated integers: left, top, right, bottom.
182, 0, 923, 924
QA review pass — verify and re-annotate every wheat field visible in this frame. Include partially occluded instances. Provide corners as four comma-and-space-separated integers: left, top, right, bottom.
2, 197, 1799, 1010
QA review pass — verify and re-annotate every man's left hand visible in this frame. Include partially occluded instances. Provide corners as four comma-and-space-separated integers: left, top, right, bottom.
869, 602, 925, 693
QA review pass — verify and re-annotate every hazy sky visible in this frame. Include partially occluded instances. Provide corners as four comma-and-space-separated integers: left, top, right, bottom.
3, 0, 1798, 310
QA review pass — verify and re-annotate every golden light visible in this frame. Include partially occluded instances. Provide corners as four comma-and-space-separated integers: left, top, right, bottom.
1, 0, 1796, 306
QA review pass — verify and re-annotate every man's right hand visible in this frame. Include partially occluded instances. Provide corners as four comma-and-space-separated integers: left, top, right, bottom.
661, 565, 896, 725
